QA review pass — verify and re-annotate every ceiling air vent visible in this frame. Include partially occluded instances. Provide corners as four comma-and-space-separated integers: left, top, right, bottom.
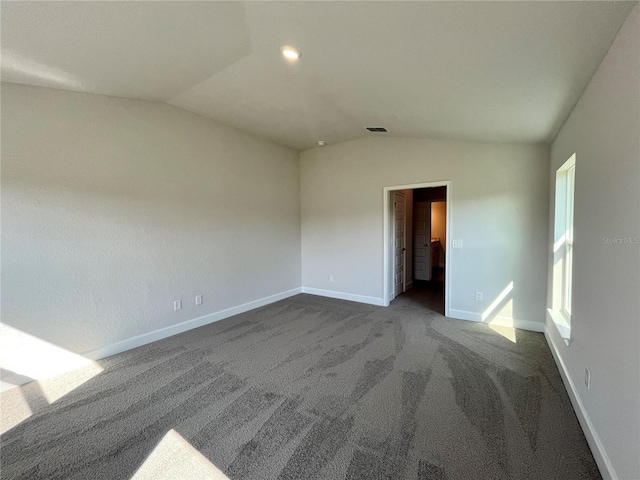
366, 126, 388, 132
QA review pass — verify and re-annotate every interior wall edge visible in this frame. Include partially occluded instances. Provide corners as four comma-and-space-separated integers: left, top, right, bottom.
83, 287, 304, 361
300, 287, 385, 307
2, 287, 303, 392
447, 309, 545, 333
543, 328, 616, 480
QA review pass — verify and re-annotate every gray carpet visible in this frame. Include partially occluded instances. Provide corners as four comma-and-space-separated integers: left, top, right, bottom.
1, 288, 601, 479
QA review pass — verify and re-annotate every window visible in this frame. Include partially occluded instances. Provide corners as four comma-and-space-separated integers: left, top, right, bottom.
550, 154, 575, 343
562, 162, 575, 317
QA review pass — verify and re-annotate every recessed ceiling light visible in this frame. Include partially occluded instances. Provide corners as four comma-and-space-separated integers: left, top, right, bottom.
281, 45, 301, 61
317, 140, 325, 146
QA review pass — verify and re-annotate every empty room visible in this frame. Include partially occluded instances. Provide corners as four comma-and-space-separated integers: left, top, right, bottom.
1, 2, 638, 479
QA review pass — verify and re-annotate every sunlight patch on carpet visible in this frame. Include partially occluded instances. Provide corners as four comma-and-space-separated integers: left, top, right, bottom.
0, 387, 32, 434
132, 429, 230, 480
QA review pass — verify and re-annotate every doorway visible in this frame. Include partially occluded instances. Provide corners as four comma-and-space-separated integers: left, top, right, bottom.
383, 181, 451, 316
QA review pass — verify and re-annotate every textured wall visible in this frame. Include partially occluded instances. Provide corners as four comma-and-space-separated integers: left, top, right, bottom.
300, 136, 549, 327
1, 83, 301, 355
546, 5, 640, 479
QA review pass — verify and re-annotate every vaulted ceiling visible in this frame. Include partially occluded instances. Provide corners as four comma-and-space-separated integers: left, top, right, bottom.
1, 1, 635, 150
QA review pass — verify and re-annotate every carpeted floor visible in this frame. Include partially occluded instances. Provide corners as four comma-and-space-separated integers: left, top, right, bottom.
1, 287, 601, 479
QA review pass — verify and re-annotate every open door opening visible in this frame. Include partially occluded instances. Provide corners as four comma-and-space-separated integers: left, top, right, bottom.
384, 182, 450, 317
409, 187, 446, 314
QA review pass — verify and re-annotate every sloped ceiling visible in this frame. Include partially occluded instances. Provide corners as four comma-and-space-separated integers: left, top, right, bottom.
1, 1, 636, 150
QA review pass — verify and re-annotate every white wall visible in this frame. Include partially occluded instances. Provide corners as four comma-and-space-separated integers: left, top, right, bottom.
545, 5, 639, 480
1, 83, 301, 359
301, 137, 549, 329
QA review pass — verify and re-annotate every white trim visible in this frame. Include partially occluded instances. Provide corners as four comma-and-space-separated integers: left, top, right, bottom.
383, 180, 452, 316
1, 373, 34, 392
405, 281, 414, 291
547, 308, 571, 345
543, 329, 616, 480
448, 308, 545, 332
81, 288, 303, 361
301, 287, 385, 306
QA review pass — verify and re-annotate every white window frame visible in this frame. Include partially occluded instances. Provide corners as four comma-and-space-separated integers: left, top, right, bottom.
561, 162, 575, 320
549, 154, 575, 344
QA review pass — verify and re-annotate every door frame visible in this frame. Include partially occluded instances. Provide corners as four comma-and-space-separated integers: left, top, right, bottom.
383, 180, 452, 316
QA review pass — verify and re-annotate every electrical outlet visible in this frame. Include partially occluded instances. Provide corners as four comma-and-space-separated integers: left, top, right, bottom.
452, 239, 463, 248
475, 291, 483, 301
174, 300, 182, 311
195, 295, 203, 306
329, 275, 334, 283
585, 367, 591, 389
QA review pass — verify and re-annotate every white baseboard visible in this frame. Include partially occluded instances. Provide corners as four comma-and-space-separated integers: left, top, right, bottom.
301, 287, 385, 306
543, 329, 616, 480
448, 309, 544, 332
81, 287, 303, 361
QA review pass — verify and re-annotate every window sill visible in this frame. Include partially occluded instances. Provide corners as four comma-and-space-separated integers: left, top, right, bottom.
547, 309, 571, 345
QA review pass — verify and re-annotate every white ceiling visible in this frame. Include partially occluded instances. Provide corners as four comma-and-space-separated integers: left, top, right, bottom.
1, 1, 636, 151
